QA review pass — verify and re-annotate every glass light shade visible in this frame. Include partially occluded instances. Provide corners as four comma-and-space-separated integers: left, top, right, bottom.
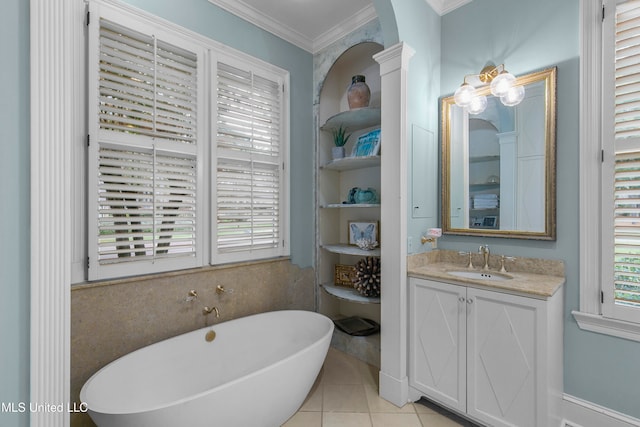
500, 85, 525, 106
467, 95, 487, 115
454, 84, 476, 107
490, 71, 516, 97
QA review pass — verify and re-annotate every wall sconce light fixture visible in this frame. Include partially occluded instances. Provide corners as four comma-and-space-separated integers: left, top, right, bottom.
453, 64, 525, 114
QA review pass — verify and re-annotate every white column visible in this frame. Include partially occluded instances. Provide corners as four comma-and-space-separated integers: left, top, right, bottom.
30, 0, 78, 424
373, 42, 414, 407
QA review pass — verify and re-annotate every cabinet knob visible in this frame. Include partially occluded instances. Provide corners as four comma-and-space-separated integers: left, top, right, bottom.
459, 296, 466, 303
467, 298, 474, 304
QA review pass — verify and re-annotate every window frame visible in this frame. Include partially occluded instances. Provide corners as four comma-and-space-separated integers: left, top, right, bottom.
83, 0, 290, 282
575, 0, 640, 341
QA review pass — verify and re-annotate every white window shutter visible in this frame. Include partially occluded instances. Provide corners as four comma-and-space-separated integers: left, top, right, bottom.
604, 0, 640, 321
214, 60, 286, 262
97, 146, 155, 262
614, 150, 640, 310
154, 153, 198, 258
615, 2, 640, 140
88, 3, 204, 280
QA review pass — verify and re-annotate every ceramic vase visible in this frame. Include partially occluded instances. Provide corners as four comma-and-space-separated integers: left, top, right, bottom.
332, 146, 345, 159
347, 75, 371, 109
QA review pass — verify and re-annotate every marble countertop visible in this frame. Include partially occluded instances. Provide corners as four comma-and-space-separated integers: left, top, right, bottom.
407, 250, 565, 299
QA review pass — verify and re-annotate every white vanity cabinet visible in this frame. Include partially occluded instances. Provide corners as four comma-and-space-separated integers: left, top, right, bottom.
409, 276, 563, 427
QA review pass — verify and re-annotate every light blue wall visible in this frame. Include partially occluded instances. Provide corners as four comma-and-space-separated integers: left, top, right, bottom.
0, 0, 30, 425
122, 0, 315, 269
390, 0, 442, 250
440, 0, 640, 419
372, 0, 399, 47
392, 0, 440, 129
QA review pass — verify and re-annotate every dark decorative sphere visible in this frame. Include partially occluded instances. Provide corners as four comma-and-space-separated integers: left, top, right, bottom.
353, 256, 380, 298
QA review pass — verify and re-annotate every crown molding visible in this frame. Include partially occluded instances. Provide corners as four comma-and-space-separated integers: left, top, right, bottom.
208, 0, 312, 51
313, 4, 378, 53
208, 0, 376, 54
425, 0, 472, 15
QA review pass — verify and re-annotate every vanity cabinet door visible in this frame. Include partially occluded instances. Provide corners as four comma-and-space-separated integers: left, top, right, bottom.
466, 287, 544, 427
409, 278, 466, 412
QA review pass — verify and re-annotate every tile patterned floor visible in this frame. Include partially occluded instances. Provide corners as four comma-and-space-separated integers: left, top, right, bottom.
282, 348, 477, 427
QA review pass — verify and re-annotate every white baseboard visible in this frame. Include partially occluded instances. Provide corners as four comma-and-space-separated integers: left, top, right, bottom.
378, 371, 409, 407
563, 394, 640, 427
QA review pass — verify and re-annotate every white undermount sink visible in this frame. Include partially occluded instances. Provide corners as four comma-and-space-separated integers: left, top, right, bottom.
446, 270, 512, 281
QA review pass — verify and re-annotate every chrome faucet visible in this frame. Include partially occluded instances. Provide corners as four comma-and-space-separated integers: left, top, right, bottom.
478, 244, 490, 270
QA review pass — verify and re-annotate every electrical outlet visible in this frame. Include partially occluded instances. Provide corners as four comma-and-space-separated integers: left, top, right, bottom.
408, 236, 413, 252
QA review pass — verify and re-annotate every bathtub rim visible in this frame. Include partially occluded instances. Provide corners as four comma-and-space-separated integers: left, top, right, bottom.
80, 309, 334, 416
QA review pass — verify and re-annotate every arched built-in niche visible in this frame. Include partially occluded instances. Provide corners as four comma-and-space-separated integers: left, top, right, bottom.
313, 21, 384, 106
318, 42, 384, 125
315, 41, 384, 367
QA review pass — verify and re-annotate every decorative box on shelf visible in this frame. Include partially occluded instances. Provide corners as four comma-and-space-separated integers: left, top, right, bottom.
334, 264, 357, 287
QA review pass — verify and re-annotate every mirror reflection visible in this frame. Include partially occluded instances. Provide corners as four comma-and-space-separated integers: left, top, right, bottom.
442, 67, 557, 240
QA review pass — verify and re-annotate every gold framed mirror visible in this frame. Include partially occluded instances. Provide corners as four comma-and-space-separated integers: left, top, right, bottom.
441, 67, 557, 240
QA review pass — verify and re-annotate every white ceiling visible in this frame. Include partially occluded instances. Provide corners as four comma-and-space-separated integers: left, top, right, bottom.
208, 0, 471, 53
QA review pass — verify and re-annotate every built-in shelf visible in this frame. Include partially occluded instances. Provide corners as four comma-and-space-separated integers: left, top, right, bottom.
322, 203, 380, 209
321, 155, 381, 171
322, 244, 381, 257
321, 284, 380, 304
469, 183, 500, 190
320, 108, 381, 132
469, 155, 500, 163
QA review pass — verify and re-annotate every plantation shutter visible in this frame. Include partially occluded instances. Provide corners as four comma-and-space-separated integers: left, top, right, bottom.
610, 0, 640, 313
214, 61, 285, 261
88, 3, 203, 280
97, 147, 197, 262
97, 23, 199, 142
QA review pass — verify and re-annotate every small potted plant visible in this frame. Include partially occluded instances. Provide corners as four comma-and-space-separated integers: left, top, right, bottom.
331, 124, 351, 159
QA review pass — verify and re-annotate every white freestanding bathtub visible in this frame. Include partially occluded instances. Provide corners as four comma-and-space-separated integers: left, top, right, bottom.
80, 310, 334, 427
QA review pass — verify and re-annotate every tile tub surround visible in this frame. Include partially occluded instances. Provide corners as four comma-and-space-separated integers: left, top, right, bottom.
408, 250, 565, 298
70, 258, 314, 427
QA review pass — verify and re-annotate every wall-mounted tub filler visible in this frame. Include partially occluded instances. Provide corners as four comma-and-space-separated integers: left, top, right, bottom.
202, 306, 220, 318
